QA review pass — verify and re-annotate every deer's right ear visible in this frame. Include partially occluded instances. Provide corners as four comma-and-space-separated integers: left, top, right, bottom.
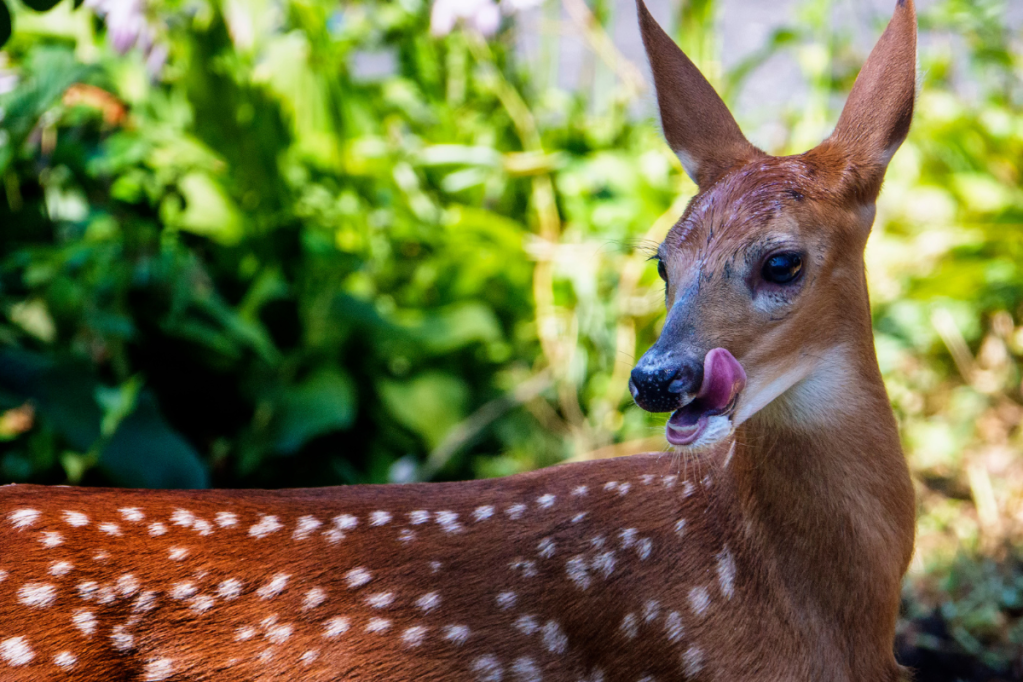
637, 0, 760, 188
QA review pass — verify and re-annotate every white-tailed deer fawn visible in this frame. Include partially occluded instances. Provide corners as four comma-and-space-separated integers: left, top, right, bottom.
0, 1, 918, 680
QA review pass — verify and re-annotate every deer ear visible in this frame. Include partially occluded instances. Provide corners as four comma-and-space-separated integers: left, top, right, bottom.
636, 0, 760, 188
828, 0, 916, 181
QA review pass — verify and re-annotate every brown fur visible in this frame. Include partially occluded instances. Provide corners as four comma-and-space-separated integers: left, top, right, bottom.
0, 2, 918, 680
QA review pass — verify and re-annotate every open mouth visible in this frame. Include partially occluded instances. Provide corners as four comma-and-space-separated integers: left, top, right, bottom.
666, 348, 746, 447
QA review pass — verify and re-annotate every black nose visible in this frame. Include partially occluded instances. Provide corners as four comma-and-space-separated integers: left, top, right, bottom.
629, 353, 701, 413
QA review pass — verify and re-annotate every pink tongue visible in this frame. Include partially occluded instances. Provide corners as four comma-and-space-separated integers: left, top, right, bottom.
667, 348, 746, 429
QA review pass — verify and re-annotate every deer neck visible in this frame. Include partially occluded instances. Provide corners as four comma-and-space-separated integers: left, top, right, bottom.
728, 337, 915, 671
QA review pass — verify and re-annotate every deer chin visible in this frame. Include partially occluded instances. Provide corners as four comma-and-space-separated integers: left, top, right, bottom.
665, 348, 746, 448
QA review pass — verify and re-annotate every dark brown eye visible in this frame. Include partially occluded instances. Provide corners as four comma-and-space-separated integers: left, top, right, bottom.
762, 253, 802, 285
657, 259, 668, 282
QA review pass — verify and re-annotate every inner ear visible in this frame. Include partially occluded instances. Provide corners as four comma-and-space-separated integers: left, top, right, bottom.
636, 0, 763, 188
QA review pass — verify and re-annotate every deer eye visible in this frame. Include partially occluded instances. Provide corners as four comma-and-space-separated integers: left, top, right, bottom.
761, 253, 802, 285
657, 259, 668, 282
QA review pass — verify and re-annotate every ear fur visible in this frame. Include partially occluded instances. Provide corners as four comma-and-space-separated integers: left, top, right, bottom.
826, 0, 917, 194
636, 0, 761, 188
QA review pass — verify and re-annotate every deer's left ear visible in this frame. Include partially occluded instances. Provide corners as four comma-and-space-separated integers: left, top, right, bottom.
636, 0, 761, 188
827, 0, 917, 185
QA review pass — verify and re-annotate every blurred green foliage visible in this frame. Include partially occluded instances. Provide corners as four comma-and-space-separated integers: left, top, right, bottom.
0, 0, 1022, 674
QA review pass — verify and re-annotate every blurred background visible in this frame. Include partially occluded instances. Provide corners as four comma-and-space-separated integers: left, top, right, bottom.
0, 0, 1021, 676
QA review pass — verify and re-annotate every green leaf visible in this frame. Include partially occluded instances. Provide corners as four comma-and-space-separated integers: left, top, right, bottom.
378, 372, 467, 448
274, 369, 357, 454
99, 393, 209, 489
22, 0, 61, 11
0, 0, 10, 47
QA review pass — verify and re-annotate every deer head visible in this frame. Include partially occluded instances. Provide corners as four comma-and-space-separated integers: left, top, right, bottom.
629, 0, 917, 449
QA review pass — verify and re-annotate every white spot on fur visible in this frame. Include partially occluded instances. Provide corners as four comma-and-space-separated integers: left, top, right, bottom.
542, 620, 568, 654
402, 625, 428, 647
643, 600, 660, 623
366, 592, 394, 608
117, 574, 139, 597
63, 511, 89, 527
119, 507, 144, 522
603, 481, 620, 493
96, 584, 116, 604
637, 538, 653, 560
496, 592, 517, 609
40, 531, 63, 548
370, 511, 392, 526
537, 537, 556, 559
662, 475, 677, 488
345, 567, 372, 589
620, 528, 637, 549
133, 591, 157, 612
49, 561, 73, 576
18, 582, 56, 607
688, 586, 710, 616
215, 512, 237, 528
235, 626, 257, 641
571, 512, 587, 523
536, 494, 555, 509
682, 647, 703, 676
444, 624, 471, 645
366, 618, 391, 633
171, 509, 195, 528
323, 617, 350, 638
300, 650, 319, 665
303, 587, 327, 611
505, 504, 526, 520
509, 558, 538, 578
473, 506, 494, 522
409, 510, 430, 525
665, 611, 684, 643
73, 609, 97, 636
511, 656, 541, 682
192, 518, 213, 535
170, 582, 197, 600
436, 511, 462, 533
398, 528, 417, 543
249, 515, 283, 538
416, 592, 440, 612
616, 482, 631, 496
640, 474, 656, 485
266, 623, 293, 644
218, 579, 243, 600
620, 613, 638, 639
77, 581, 98, 600
9, 509, 40, 530
514, 615, 538, 635
472, 654, 503, 682
571, 485, 588, 496
111, 625, 134, 651
674, 519, 686, 536
566, 555, 590, 589
334, 514, 358, 530
322, 527, 345, 544
257, 573, 289, 599
144, 657, 174, 681
54, 651, 77, 668
189, 595, 215, 613
717, 548, 736, 599
591, 551, 616, 578
0, 637, 34, 665
683, 480, 696, 497
148, 522, 167, 536
168, 547, 189, 561
293, 515, 321, 540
